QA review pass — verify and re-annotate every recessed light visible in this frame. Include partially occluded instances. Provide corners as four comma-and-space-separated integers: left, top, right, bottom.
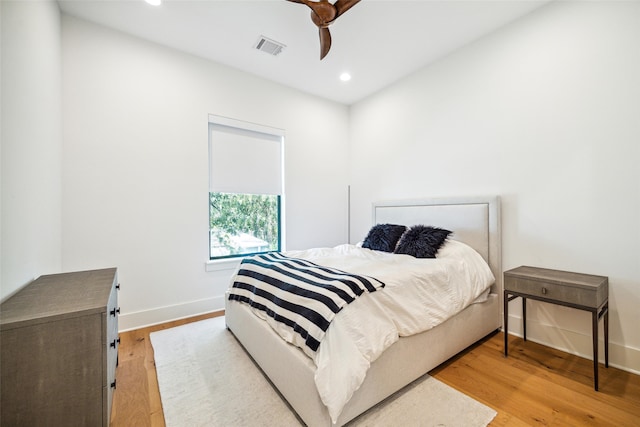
145, 0, 161, 6
339, 72, 351, 82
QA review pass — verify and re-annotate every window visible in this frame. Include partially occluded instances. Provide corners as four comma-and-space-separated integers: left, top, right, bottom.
208, 115, 284, 260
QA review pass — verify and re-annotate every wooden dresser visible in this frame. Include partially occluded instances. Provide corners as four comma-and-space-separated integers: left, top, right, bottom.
1, 268, 120, 426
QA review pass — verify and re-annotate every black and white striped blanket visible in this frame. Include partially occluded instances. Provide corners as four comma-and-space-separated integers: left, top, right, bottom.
228, 252, 385, 353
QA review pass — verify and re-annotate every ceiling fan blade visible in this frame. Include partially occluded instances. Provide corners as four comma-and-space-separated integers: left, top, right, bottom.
319, 27, 332, 60
285, 0, 360, 60
334, 0, 361, 18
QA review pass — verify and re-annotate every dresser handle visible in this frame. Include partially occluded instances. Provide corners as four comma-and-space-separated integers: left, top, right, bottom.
542, 287, 548, 295
116, 283, 120, 290
110, 307, 120, 317
111, 379, 117, 389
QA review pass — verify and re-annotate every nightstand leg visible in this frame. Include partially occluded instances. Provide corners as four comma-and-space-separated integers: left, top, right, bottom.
504, 291, 509, 357
522, 297, 527, 341
604, 303, 609, 368
592, 310, 599, 391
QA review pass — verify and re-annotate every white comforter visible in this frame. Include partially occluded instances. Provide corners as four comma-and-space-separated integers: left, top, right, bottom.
231, 239, 494, 423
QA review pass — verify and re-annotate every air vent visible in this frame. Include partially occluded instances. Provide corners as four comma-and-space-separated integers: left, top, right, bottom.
255, 36, 286, 56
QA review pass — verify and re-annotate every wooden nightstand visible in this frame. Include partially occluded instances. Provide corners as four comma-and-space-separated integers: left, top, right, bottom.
503, 265, 609, 391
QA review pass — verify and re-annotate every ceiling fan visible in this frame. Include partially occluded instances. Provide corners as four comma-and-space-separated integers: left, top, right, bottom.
286, 0, 361, 60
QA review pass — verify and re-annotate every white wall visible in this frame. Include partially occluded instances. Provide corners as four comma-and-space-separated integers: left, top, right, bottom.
6, 0, 639, 375
1, 0, 62, 300
61, 16, 350, 329
349, 1, 640, 373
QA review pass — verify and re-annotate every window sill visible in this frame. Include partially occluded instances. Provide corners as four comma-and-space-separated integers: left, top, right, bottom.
205, 257, 242, 272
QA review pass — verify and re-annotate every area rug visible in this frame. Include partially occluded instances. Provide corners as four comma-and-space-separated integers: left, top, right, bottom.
150, 316, 497, 427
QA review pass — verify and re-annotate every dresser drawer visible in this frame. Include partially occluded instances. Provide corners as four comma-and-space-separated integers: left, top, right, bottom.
105, 280, 119, 388
104, 276, 119, 427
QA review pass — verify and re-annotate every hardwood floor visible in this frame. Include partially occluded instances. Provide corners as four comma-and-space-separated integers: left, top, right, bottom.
430, 333, 640, 426
110, 312, 640, 426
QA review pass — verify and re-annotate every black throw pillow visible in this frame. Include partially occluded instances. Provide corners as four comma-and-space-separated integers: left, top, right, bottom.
361, 224, 407, 253
394, 225, 452, 258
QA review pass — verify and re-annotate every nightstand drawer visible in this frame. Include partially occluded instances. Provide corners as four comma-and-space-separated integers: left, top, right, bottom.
506, 277, 598, 306
504, 266, 608, 309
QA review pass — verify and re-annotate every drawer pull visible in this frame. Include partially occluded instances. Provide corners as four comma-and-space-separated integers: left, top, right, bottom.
542, 287, 548, 295
116, 283, 120, 290
110, 307, 120, 317
111, 379, 117, 389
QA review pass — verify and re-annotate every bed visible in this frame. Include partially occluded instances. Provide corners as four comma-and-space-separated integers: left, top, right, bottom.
225, 196, 501, 426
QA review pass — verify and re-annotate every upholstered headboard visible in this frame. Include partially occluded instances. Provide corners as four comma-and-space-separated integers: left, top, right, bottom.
373, 196, 502, 294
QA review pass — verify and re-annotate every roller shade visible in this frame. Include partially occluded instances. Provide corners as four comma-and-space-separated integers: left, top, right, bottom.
208, 116, 283, 195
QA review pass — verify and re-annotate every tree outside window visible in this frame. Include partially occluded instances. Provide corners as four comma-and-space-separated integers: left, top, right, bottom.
209, 193, 280, 259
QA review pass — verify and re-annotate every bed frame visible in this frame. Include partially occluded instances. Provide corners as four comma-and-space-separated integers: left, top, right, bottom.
225, 196, 501, 426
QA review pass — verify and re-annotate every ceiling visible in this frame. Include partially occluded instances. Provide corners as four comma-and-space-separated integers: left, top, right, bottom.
57, 0, 550, 105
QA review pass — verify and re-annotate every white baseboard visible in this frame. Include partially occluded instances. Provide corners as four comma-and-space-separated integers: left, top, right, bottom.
506, 314, 640, 376
118, 296, 226, 332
